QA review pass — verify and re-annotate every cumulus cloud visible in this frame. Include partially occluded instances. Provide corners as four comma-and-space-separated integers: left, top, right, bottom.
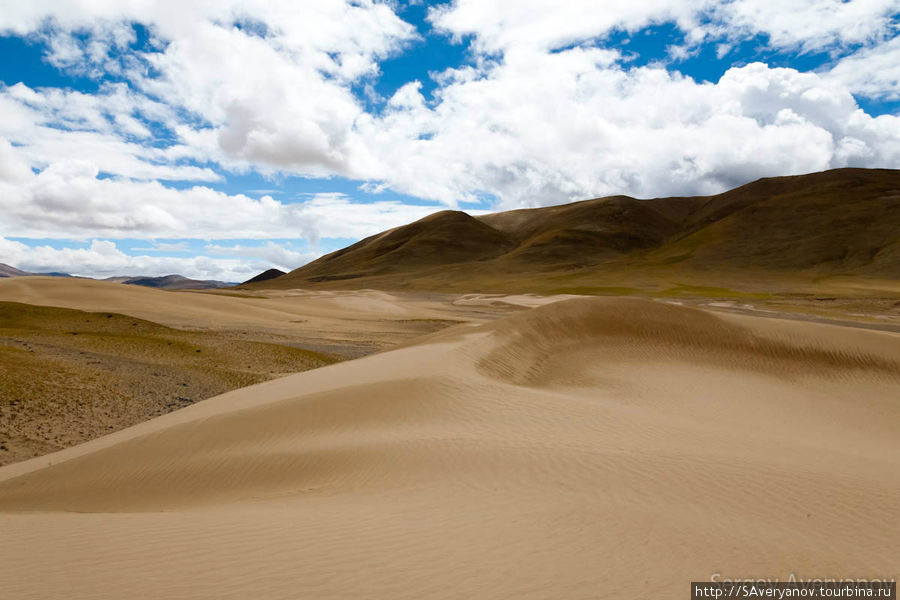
827, 35, 900, 100
0, 146, 438, 241
338, 0, 900, 206
429, 0, 899, 54
712, 0, 899, 52
0, 0, 897, 252
428, 0, 705, 53
0, 0, 417, 179
204, 241, 315, 272
0, 237, 256, 282
0, 82, 219, 181
357, 56, 900, 208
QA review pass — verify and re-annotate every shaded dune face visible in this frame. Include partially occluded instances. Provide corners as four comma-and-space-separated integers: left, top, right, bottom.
477, 298, 900, 385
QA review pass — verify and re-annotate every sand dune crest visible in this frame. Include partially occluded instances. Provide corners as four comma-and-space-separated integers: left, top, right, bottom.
478, 297, 900, 384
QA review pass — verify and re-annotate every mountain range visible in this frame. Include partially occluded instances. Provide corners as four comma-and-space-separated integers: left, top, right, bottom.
104, 274, 234, 290
0, 265, 71, 278
5, 168, 898, 295
245, 168, 899, 294
0, 267, 234, 291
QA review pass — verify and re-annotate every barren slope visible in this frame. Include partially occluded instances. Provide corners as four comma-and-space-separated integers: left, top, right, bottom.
0, 301, 335, 465
0, 277, 527, 465
0, 263, 30, 278
292, 210, 517, 282
241, 268, 286, 285
253, 168, 900, 293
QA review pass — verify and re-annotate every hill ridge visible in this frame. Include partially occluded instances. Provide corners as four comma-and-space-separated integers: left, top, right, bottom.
245, 168, 900, 293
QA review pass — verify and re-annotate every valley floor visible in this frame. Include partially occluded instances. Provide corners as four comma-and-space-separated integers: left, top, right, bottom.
0, 287, 897, 599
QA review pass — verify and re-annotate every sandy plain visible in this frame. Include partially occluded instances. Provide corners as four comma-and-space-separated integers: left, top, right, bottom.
0, 277, 525, 464
0, 277, 898, 599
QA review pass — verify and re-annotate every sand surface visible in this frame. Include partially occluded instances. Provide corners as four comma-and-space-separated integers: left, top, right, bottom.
0, 278, 525, 466
0, 276, 517, 354
1, 296, 898, 598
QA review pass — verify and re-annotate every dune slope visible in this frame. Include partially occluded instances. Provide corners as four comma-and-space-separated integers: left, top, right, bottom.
0, 276, 508, 352
1, 298, 898, 598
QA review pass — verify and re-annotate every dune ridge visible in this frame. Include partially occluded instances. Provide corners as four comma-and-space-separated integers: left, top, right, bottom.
0, 276, 523, 465
477, 298, 900, 384
1, 297, 898, 598
0, 275, 510, 349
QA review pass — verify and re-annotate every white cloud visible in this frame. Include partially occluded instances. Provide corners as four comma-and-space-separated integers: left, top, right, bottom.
0, 237, 255, 281
0, 0, 417, 179
0, 141, 439, 241
827, 35, 900, 100
0, 137, 33, 183
428, 0, 705, 53
0, 0, 896, 247
712, 0, 899, 53
204, 241, 315, 271
398, 1, 899, 208
356, 56, 900, 208
0, 83, 219, 181
429, 0, 900, 55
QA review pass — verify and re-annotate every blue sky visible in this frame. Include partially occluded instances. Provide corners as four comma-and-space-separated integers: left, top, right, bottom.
0, 0, 898, 281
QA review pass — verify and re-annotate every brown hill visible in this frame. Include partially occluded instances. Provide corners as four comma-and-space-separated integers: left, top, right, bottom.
241, 268, 286, 285
0, 264, 30, 278
649, 168, 900, 274
294, 210, 517, 282
247, 168, 900, 293
482, 195, 702, 265
0, 264, 72, 278
107, 274, 234, 290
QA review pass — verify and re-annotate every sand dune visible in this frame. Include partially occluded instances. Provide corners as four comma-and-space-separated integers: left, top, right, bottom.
0, 275, 457, 330
0, 277, 519, 465
0, 276, 514, 352
1, 297, 897, 598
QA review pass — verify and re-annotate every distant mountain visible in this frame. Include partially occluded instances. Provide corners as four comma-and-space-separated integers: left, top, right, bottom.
282, 209, 516, 284
108, 274, 235, 290
0, 266, 227, 288
0, 263, 30, 278
0, 264, 72, 278
241, 268, 286, 285
244, 168, 900, 293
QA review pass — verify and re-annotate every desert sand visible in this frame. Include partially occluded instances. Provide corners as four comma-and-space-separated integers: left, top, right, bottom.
0, 277, 526, 464
1, 295, 898, 599
0, 276, 510, 351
